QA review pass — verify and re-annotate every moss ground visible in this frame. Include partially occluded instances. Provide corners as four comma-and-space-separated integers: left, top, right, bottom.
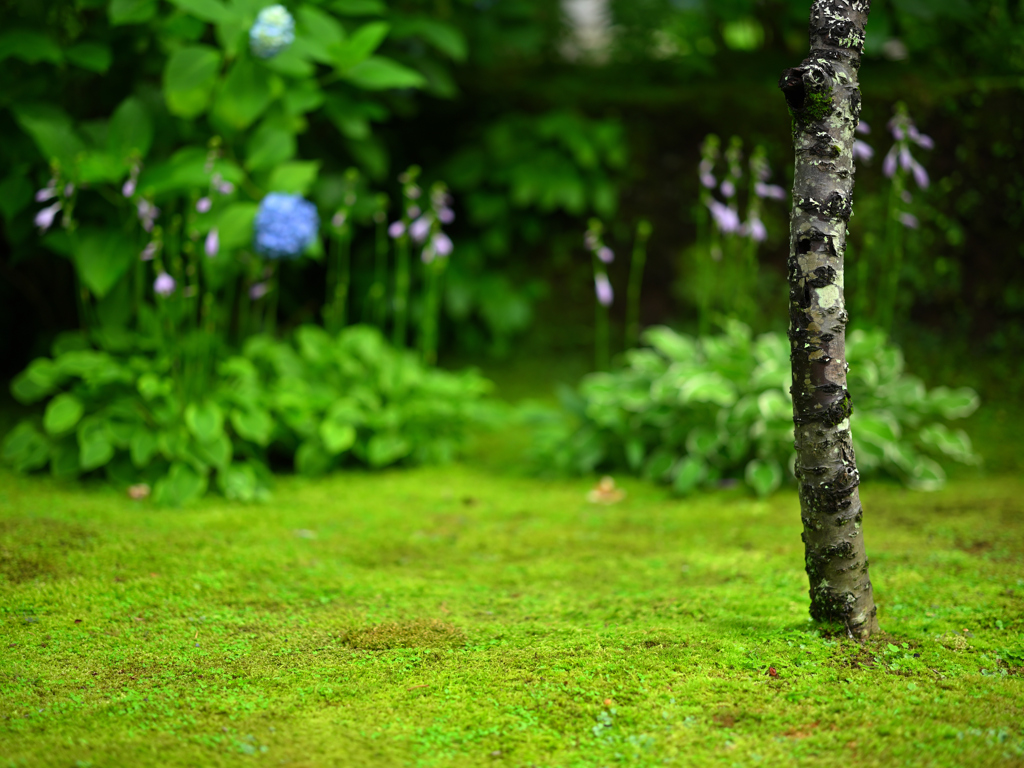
1, 438, 1022, 767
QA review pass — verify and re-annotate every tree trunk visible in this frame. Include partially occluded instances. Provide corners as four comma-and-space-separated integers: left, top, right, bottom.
779, 0, 879, 640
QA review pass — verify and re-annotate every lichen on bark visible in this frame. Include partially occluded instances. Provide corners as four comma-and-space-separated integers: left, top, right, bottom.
780, 0, 879, 640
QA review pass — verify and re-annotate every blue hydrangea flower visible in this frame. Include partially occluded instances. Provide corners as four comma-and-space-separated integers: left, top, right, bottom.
254, 193, 319, 259
249, 5, 295, 60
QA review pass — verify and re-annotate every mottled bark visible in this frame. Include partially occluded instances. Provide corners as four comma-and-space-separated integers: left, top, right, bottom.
780, 0, 879, 639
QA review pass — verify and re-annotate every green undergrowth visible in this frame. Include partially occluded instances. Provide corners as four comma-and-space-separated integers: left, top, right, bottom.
1, 463, 1022, 767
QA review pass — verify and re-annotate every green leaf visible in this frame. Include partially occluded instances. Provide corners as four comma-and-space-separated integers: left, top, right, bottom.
643, 448, 675, 481
213, 57, 276, 130
332, 21, 390, 71
43, 393, 85, 435
77, 416, 115, 471
642, 326, 698, 362
76, 152, 129, 184
0, 172, 33, 223
745, 459, 782, 497
193, 432, 232, 469
168, 0, 234, 23
109, 0, 158, 25
392, 18, 466, 61
163, 45, 223, 118
926, 386, 980, 420
185, 401, 225, 443
853, 411, 901, 447
297, 6, 347, 64
907, 456, 946, 492
919, 424, 977, 464
218, 461, 268, 501
2, 422, 50, 473
10, 358, 65, 403
107, 96, 154, 161
245, 122, 296, 171
320, 421, 356, 455
685, 427, 719, 457
50, 438, 82, 478
329, 0, 386, 14
0, 30, 63, 64
72, 227, 137, 299
756, 389, 790, 422
625, 438, 644, 471
267, 161, 320, 194
214, 202, 259, 251
153, 462, 208, 506
130, 427, 159, 467
345, 57, 427, 90
230, 407, 274, 446
679, 372, 737, 407
65, 42, 113, 73
12, 104, 85, 166
672, 455, 705, 495
365, 432, 411, 467
296, 439, 333, 476
137, 147, 243, 197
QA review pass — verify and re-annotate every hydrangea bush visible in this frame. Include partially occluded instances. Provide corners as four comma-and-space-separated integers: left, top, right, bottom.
534, 321, 980, 496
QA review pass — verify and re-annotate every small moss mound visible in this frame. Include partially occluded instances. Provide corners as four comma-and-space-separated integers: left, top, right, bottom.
340, 619, 466, 650
0, 518, 93, 583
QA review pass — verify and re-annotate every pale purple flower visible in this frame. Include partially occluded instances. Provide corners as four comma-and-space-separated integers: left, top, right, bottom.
882, 147, 898, 178
196, 197, 212, 213
706, 199, 740, 234
204, 228, 219, 257
34, 201, 62, 232
122, 178, 136, 198
754, 182, 787, 201
212, 174, 235, 195
856, 120, 871, 135
137, 199, 159, 232
35, 184, 57, 202
909, 158, 929, 189
899, 146, 913, 171
700, 173, 717, 189
407, 185, 421, 200
898, 212, 919, 229
698, 158, 715, 189
743, 217, 767, 242
250, 282, 269, 300
140, 241, 159, 261
439, 207, 455, 224
584, 231, 599, 251
432, 232, 453, 257
331, 211, 347, 228
852, 140, 874, 162
889, 120, 905, 141
154, 272, 176, 296
908, 126, 934, 150
719, 180, 736, 199
597, 246, 614, 264
408, 205, 421, 219
388, 221, 405, 238
594, 273, 613, 307
410, 216, 432, 243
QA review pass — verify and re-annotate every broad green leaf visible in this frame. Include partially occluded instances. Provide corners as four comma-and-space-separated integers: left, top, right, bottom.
365, 432, 411, 467
332, 21, 389, 71
137, 146, 244, 197
745, 459, 782, 497
10, 358, 65, 403
163, 45, 223, 118
107, 96, 154, 161
853, 411, 901, 447
330, 0, 386, 14
246, 122, 296, 171
50, 439, 81, 478
2, 422, 50, 473
137, 372, 173, 401
685, 427, 718, 457
679, 372, 736, 407
391, 18, 466, 61
193, 432, 232, 469
230, 407, 273, 446
296, 6, 346, 64
168, 0, 234, 23
296, 439, 333, 476
267, 161, 320, 194
261, 44, 316, 77
0, 30, 62, 64
625, 438, 644, 471
65, 43, 113, 73
926, 386, 980, 420
643, 447, 675, 481
757, 389, 790, 422
43, 393, 85, 435
907, 455, 946, 492
0, 173, 32, 223
214, 202, 259, 251
109, 0, 158, 25
320, 421, 356, 455
76, 152, 129, 184
213, 57, 276, 130
129, 427, 159, 467
672, 455, 705, 495
218, 461, 267, 501
185, 401, 225, 443
72, 228, 137, 299
77, 416, 114, 471
153, 462, 208, 506
643, 326, 698, 362
345, 57, 427, 90
12, 104, 85, 166
919, 423, 977, 464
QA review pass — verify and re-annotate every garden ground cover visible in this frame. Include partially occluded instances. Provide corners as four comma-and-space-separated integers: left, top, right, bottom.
1, 446, 1022, 767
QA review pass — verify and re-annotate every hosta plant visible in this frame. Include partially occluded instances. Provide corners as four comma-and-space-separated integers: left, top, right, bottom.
535, 321, 979, 496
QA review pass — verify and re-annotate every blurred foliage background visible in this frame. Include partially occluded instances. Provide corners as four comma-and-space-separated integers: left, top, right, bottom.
1, 0, 1022, 377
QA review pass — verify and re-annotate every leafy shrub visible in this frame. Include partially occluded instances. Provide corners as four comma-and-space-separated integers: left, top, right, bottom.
536, 321, 980, 495
2, 326, 494, 505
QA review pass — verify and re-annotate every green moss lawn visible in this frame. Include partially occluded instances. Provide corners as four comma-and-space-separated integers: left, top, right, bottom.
1, 448, 1022, 767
